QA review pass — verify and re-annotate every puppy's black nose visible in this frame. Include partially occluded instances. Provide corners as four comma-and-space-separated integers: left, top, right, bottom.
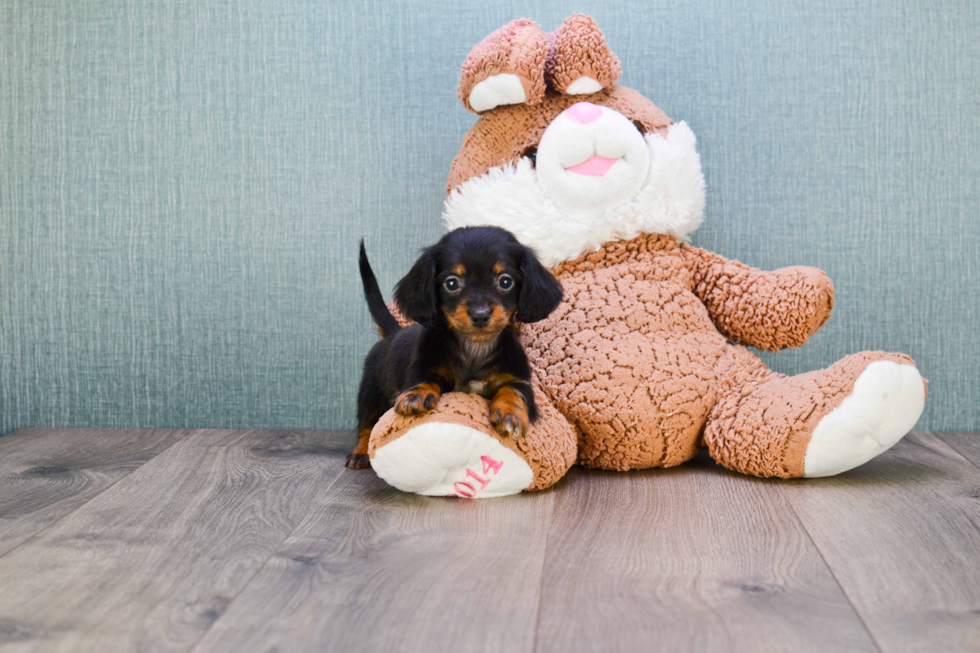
469, 307, 491, 328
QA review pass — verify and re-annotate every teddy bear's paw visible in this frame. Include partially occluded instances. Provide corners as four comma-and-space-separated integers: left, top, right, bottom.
803, 361, 925, 477
370, 422, 534, 498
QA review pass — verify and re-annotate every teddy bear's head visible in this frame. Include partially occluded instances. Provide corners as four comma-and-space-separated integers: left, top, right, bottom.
443, 15, 706, 268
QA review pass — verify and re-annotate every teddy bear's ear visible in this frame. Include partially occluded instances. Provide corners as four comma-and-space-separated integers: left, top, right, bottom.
546, 14, 622, 96
457, 19, 548, 114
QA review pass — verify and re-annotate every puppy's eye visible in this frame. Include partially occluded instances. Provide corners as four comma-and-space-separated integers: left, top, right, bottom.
496, 273, 514, 292
443, 276, 462, 293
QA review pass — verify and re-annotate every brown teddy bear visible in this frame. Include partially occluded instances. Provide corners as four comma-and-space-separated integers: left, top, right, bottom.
365, 15, 926, 498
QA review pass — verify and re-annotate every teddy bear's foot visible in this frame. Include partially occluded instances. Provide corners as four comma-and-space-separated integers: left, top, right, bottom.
371, 421, 534, 498
367, 390, 577, 498
802, 360, 925, 477
705, 347, 925, 478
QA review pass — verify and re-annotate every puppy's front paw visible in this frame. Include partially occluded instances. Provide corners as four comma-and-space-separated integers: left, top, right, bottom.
395, 383, 441, 417
346, 430, 372, 470
490, 407, 528, 440
489, 387, 529, 440
345, 452, 371, 469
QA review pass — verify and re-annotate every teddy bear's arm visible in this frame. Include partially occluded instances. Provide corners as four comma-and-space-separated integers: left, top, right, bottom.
681, 244, 835, 351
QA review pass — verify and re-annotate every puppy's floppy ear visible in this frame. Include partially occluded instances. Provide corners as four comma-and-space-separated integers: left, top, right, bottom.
394, 247, 439, 327
516, 246, 563, 323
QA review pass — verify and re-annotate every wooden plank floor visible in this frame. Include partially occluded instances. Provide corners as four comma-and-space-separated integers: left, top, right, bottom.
0, 429, 977, 652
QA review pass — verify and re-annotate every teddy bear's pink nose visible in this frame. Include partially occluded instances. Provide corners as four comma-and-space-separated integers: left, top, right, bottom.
565, 102, 602, 124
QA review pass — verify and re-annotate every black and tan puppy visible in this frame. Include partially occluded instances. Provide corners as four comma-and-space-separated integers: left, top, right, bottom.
347, 226, 564, 469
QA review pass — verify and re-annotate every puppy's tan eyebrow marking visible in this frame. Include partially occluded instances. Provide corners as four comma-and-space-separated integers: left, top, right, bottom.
493, 261, 505, 274
452, 263, 466, 275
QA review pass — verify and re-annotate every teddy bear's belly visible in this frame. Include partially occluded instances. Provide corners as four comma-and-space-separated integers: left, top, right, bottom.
526, 274, 728, 471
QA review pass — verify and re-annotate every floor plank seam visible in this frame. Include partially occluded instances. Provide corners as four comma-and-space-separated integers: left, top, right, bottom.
778, 486, 886, 653
934, 432, 980, 475
528, 489, 557, 653
184, 459, 350, 653
0, 428, 194, 563
909, 433, 980, 541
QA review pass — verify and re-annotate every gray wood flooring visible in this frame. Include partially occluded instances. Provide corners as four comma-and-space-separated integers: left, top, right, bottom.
0, 428, 977, 652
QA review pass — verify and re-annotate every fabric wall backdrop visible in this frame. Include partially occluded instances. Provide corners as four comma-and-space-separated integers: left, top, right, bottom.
1, 0, 977, 435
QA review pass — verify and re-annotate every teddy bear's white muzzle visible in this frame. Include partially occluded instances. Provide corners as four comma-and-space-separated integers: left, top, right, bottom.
536, 103, 650, 215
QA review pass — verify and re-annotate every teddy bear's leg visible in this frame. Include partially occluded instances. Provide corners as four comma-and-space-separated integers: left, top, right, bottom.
367, 379, 578, 498
703, 345, 926, 478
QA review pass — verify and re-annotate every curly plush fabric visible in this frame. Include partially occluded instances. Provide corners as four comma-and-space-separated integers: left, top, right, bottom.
684, 246, 835, 351
546, 14, 622, 94
457, 19, 549, 113
528, 234, 721, 470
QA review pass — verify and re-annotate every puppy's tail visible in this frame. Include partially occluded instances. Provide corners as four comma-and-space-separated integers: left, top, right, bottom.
359, 240, 400, 338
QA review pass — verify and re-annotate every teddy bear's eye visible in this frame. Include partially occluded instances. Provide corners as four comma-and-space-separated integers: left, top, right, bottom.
522, 146, 538, 168
632, 120, 646, 135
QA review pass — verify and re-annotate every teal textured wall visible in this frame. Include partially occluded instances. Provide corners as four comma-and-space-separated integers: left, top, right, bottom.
1, 0, 978, 434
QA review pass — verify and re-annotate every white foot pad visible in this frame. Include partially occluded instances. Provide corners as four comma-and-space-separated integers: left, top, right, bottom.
468, 73, 527, 112
371, 422, 534, 498
804, 361, 925, 477
565, 75, 603, 95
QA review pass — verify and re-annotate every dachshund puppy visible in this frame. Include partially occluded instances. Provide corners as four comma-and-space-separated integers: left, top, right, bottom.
347, 226, 564, 469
